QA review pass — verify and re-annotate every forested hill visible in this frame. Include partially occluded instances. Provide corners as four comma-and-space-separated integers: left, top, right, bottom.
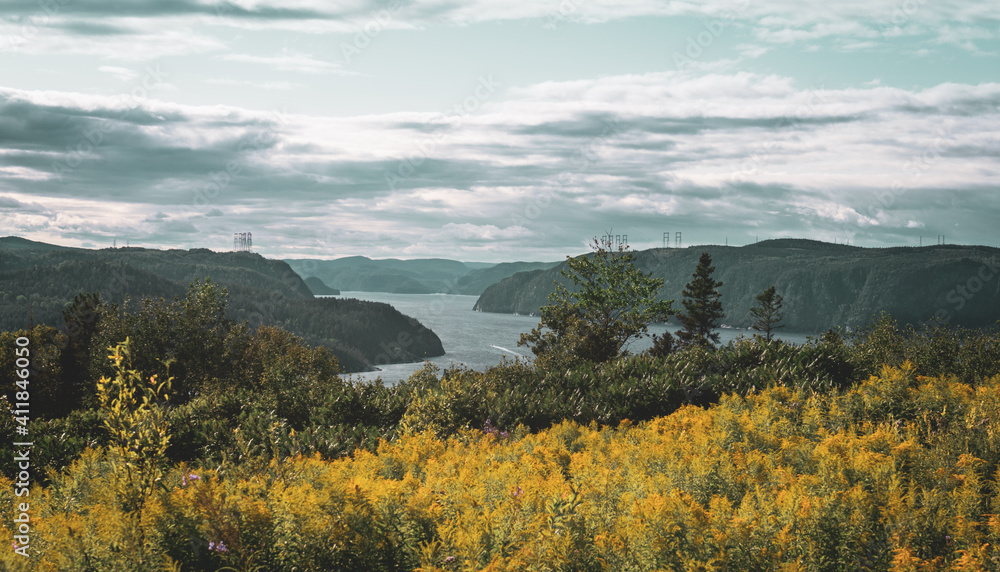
0, 238, 443, 371
473, 239, 1000, 332
285, 256, 559, 295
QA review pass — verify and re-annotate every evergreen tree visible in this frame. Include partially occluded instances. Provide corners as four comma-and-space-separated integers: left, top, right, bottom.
676, 252, 724, 349
519, 236, 674, 366
750, 285, 784, 341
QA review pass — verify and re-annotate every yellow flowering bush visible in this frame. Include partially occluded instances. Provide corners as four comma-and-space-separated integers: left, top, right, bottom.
7, 363, 1000, 571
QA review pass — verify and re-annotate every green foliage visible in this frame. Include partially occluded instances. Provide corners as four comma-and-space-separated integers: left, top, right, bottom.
848, 314, 1000, 382
89, 279, 233, 404
96, 338, 173, 514
750, 285, 785, 341
676, 252, 725, 349
0, 244, 444, 372
519, 237, 673, 368
0, 324, 67, 418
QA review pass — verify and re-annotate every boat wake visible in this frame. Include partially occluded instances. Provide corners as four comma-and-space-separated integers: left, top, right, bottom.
490, 344, 522, 357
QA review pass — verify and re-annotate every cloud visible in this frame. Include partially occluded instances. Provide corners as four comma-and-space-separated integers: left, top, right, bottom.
2, 70, 999, 258
98, 66, 138, 82
218, 49, 351, 75
205, 78, 304, 90
0, 0, 996, 63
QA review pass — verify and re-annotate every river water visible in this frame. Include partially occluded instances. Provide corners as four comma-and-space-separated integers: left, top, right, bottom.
332, 292, 812, 384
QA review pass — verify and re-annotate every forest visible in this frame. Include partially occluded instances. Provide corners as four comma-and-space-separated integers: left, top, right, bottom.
474, 239, 1000, 333
0, 238, 443, 371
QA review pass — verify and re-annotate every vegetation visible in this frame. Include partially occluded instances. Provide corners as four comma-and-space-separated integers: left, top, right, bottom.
5, 355, 1000, 570
518, 237, 673, 367
676, 252, 725, 349
0, 240, 444, 371
750, 285, 785, 340
4, 238, 1000, 570
474, 239, 1000, 332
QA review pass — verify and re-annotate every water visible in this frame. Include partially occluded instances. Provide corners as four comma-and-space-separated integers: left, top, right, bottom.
333, 292, 812, 384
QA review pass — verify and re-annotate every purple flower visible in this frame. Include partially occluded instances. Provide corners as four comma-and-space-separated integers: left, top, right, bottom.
209, 540, 228, 553
182, 473, 201, 486
445, 556, 456, 563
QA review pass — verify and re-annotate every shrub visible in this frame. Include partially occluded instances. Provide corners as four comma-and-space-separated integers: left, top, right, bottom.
9, 365, 1000, 570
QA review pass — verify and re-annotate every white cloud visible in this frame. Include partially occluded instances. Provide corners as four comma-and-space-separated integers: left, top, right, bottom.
98, 66, 139, 82
205, 78, 304, 90
3, 70, 1000, 258
219, 49, 352, 75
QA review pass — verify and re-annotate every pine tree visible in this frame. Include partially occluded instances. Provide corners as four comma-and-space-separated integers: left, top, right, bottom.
750, 285, 784, 341
676, 252, 724, 349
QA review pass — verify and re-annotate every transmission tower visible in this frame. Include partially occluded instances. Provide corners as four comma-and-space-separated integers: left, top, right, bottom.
602, 230, 628, 249
675, 231, 682, 249
234, 232, 253, 252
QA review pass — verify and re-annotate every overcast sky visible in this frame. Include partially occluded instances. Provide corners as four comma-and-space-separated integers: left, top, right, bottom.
1, 0, 998, 262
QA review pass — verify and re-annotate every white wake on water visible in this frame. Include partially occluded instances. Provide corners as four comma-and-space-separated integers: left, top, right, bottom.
490, 344, 522, 356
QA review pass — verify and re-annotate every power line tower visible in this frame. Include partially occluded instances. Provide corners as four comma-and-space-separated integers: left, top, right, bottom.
675, 231, 682, 249
663, 232, 670, 248
234, 232, 253, 252
602, 229, 628, 249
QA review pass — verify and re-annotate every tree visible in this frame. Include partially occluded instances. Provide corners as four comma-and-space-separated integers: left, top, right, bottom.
88, 278, 234, 403
750, 286, 784, 341
676, 252, 725, 349
519, 237, 673, 366
646, 330, 677, 358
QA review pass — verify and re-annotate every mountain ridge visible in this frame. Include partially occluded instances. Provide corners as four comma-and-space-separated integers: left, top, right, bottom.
285, 256, 559, 296
0, 239, 443, 371
472, 239, 1000, 332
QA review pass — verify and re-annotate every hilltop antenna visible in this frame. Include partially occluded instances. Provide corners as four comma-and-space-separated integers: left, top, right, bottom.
234, 232, 253, 252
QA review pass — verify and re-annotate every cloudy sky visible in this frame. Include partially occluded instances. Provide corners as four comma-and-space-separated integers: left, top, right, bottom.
1, 0, 998, 262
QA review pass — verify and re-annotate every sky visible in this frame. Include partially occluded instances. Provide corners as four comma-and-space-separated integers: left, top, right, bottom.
1, 0, 998, 262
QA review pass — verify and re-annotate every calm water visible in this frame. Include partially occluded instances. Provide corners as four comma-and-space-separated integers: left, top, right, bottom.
334, 292, 812, 384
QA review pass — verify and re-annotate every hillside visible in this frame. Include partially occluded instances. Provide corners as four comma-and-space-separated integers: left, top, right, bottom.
285, 256, 558, 295
0, 237, 443, 371
473, 239, 1000, 332
304, 276, 340, 296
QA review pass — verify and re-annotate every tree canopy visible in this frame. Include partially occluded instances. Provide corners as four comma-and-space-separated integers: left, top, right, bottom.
519, 237, 673, 366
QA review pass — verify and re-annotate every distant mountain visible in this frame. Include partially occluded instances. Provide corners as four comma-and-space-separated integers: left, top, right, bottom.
0, 236, 74, 251
304, 276, 340, 296
473, 239, 1000, 332
456, 261, 562, 295
285, 257, 559, 296
0, 239, 443, 371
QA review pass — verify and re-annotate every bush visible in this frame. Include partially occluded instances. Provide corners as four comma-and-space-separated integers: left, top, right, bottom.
10, 365, 1000, 570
